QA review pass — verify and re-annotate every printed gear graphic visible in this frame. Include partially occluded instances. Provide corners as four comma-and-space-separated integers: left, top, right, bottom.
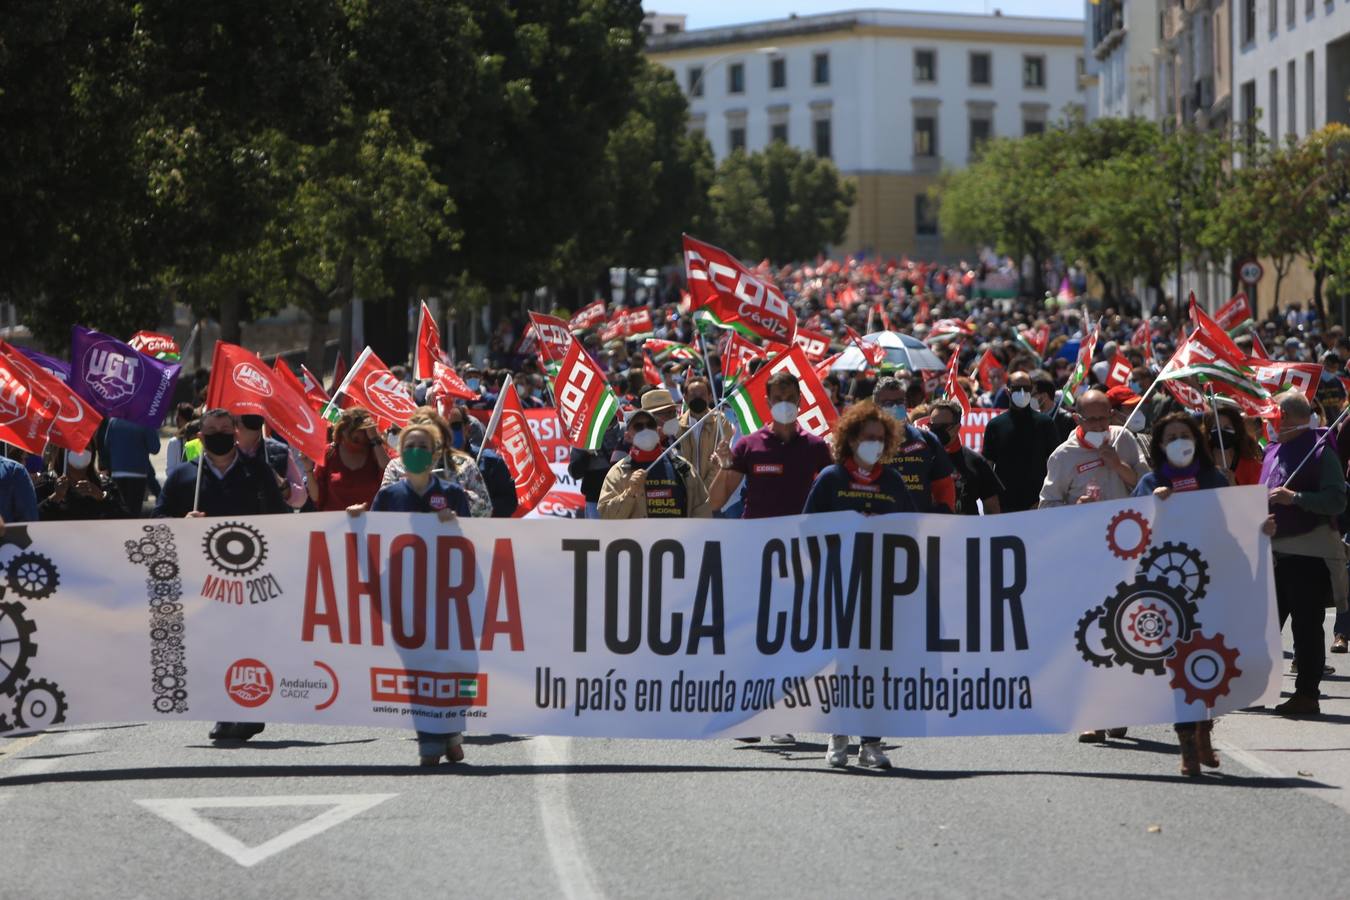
144, 525, 174, 546
0, 713, 10, 733
1100, 576, 1199, 675
150, 580, 182, 600
1138, 541, 1211, 603
13, 678, 68, 729
153, 695, 175, 713
125, 544, 149, 566
1106, 509, 1152, 560
1075, 606, 1114, 667
1126, 602, 1173, 648
1167, 632, 1242, 707
148, 559, 180, 582
202, 522, 268, 576
6, 552, 59, 600
0, 600, 38, 696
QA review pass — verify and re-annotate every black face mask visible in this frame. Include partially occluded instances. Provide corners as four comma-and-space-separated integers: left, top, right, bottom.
1209, 430, 1238, 449
930, 424, 955, 446
687, 396, 708, 414
202, 432, 236, 456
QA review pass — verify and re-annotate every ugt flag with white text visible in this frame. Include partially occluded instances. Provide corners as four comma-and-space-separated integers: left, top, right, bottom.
70, 325, 181, 429
0, 488, 1278, 739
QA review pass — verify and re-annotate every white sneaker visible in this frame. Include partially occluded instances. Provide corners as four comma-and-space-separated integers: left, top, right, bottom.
826, 734, 849, 768
858, 741, 892, 769
769, 733, 795, 744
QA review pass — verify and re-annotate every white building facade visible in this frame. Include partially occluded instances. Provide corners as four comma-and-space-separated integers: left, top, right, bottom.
646, 9, 1086, 258
1088, 0, 1163, 120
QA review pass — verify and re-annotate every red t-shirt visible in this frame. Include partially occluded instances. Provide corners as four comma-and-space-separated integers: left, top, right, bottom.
312, 445, 383, 511
728, 423, 833, 518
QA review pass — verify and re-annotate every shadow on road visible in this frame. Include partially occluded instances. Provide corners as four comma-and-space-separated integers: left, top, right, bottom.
181, 738, 380, 750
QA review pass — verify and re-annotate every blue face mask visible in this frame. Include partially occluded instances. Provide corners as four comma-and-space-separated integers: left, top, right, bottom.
450, 423, 465, 449
466, 378, 481, 392
1128, 381, 1142, 394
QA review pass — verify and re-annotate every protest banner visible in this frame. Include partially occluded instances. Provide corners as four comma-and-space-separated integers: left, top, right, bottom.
0, 488, 1277, 738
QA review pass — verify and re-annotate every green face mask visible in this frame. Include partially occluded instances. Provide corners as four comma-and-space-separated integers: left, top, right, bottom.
401, 446, 434, 475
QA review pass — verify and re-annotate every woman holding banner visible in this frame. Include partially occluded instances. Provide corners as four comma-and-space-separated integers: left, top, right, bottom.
803, 402, 915, 769
380, 406, 491, 517
351, 421, 470, 767
1132, 412, 1237, 776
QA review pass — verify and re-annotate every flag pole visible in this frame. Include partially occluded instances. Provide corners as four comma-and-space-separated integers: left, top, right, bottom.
476, 382, 510, 466
1208, 387, 1226, 468
646, 390, 737, 471
697, 324, 721, 405
191, 452, 204, 513
319, 346, 370, 423
1280, 403, 1350, 488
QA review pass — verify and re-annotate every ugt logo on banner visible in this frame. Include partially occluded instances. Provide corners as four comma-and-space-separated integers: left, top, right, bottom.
83, 341, 141, 403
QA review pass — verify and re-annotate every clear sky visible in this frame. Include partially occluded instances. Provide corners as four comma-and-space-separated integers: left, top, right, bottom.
647, 0, 1085, 27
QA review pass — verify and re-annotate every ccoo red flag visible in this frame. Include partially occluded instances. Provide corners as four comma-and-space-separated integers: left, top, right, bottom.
207, 343, 329, 462
0, 341, 100, 452
974, 348, 1006, 392
482, 383, 557, 517
845, 326, 886, 367
568, 300, 608, 333
1103, 351, 1135, 390
432, 360, 481, 402
683, 234, 797, 342
943, 345, 971, 415
527, 312, 576, 364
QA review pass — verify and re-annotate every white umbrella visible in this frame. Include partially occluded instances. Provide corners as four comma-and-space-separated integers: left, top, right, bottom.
831, 330, 945, 373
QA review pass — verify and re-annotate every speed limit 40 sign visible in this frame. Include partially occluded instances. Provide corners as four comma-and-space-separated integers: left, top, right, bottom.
1238, 259, 1264, 284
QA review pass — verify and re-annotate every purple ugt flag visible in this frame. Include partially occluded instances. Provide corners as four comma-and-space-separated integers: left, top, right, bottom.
70, 325, 180, 428
17, 347, 71, 382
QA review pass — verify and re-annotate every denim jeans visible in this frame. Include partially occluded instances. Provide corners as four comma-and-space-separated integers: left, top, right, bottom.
584, 501, 600, 520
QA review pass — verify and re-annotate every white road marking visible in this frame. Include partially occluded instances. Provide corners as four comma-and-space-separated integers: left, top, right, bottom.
134, 794, 398, 868
51, 731, 100, 748
528, 736, 606, 900
10, 758, 61, 777
1214, 741, 1286, 779
0, 734, 45, 763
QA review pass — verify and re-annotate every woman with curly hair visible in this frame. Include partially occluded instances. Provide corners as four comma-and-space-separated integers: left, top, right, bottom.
304, 407, 389, 512
803, 401, 916, 769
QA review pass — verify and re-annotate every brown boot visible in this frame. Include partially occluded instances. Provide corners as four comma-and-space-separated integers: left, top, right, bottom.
1195, 720, 1220, 769
1177, 730, 1201, 777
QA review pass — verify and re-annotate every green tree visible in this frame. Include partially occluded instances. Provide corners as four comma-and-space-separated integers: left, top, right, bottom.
707, 142, 855, 262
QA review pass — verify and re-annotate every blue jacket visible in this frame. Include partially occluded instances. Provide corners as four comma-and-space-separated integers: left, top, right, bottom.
0, 456, 38, 523
102, 417, 161, 478
371, 477, 470, 516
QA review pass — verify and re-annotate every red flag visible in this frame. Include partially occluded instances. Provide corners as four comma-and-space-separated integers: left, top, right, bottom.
813, 353, 841, 382
1250, 330, 1270, 360
1248, 359, 1321, 402
414, 301, 443, 380
1131, 320, 1154, 366
568, 300, 608, 333
0, 342, 90, 452
727, 345, 839, 438
128, 331, 181, 361
718, 330, 767, 382
1103, 351, 1134, 390
599, 309, 626, 344
331, 347, 418, 432
1213, 292, 1253, 333
0, 355, 58, 455
823, 291, 837, 311
274, 358, 332, 416
526, 312, 575, 364
206, 342, 329, 462
1187, 295, 1251, 369
432, 360, 482, 402
915, 297, 931, 324
298, 364, 333, 412
792, 327, 832, 363
683, 234, 797, 343
551, 339, 620, 449
837, 284, 859, 308
624, 307, 654, 338
873, 301, 892, 332
330, 351, 347, 395
845, 326, 886, 367
974, 348, 1006, 392
642, 354, 662, 386
944, 345, 970, 415
1020, 323, 1051, 358
483, 384, 556, 517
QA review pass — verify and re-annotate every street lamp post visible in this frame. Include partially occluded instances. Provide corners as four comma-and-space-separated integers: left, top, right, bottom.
1168, 196, 1183, 322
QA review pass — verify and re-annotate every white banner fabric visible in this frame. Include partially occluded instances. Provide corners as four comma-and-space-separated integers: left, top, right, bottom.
0, 487, 1279, 738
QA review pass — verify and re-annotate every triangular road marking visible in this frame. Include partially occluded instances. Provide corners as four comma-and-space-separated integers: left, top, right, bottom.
135, 793, 398, 867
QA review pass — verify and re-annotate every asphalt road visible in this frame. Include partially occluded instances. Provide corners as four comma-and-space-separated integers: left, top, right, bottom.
2, 644, 1346, 900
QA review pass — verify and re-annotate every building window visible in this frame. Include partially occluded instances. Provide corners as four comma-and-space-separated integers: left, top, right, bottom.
728, 63, 745, 95
687, 66, 704, 98
970, 51, 991, 86
813, 118, 832, 158
1288, 60, 1297, 136
1023, 119, 1046, 136
664, 23, 681, 34
1268, 0, 1277, 32
970, 116, 992, 155
1306, 0, 1314, 15
1270, 67, 1279, 139
1307, 51, 1316, 132
1023, 55, 1046, 88
728, 125, 746, 152
770, 122, 788, 143
770, 57, 786, 89
1243, 0, 1256, 43
813, 52, 830, 85
1240, 79, 1257, 153
1076, 55, 1086, 81
914, 115, 937, 157
915, 195, 939, 236
914, 49, 936, 83
1288, 0, 1296, 26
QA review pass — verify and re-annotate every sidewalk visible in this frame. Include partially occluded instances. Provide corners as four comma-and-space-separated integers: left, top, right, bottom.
1217, 610, 1350, 813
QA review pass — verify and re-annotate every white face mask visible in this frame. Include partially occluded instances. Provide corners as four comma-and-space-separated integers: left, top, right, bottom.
1082, 430, 1110, 448
661, 418, 680, 437
855, 440, 885, 466
770, 401, 799, 425
1164, 438, 1195, 467
881, 403, 907, 422
631, 429, 660, 452
1009, 389, 1032, 409
66, 449, 93, 469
